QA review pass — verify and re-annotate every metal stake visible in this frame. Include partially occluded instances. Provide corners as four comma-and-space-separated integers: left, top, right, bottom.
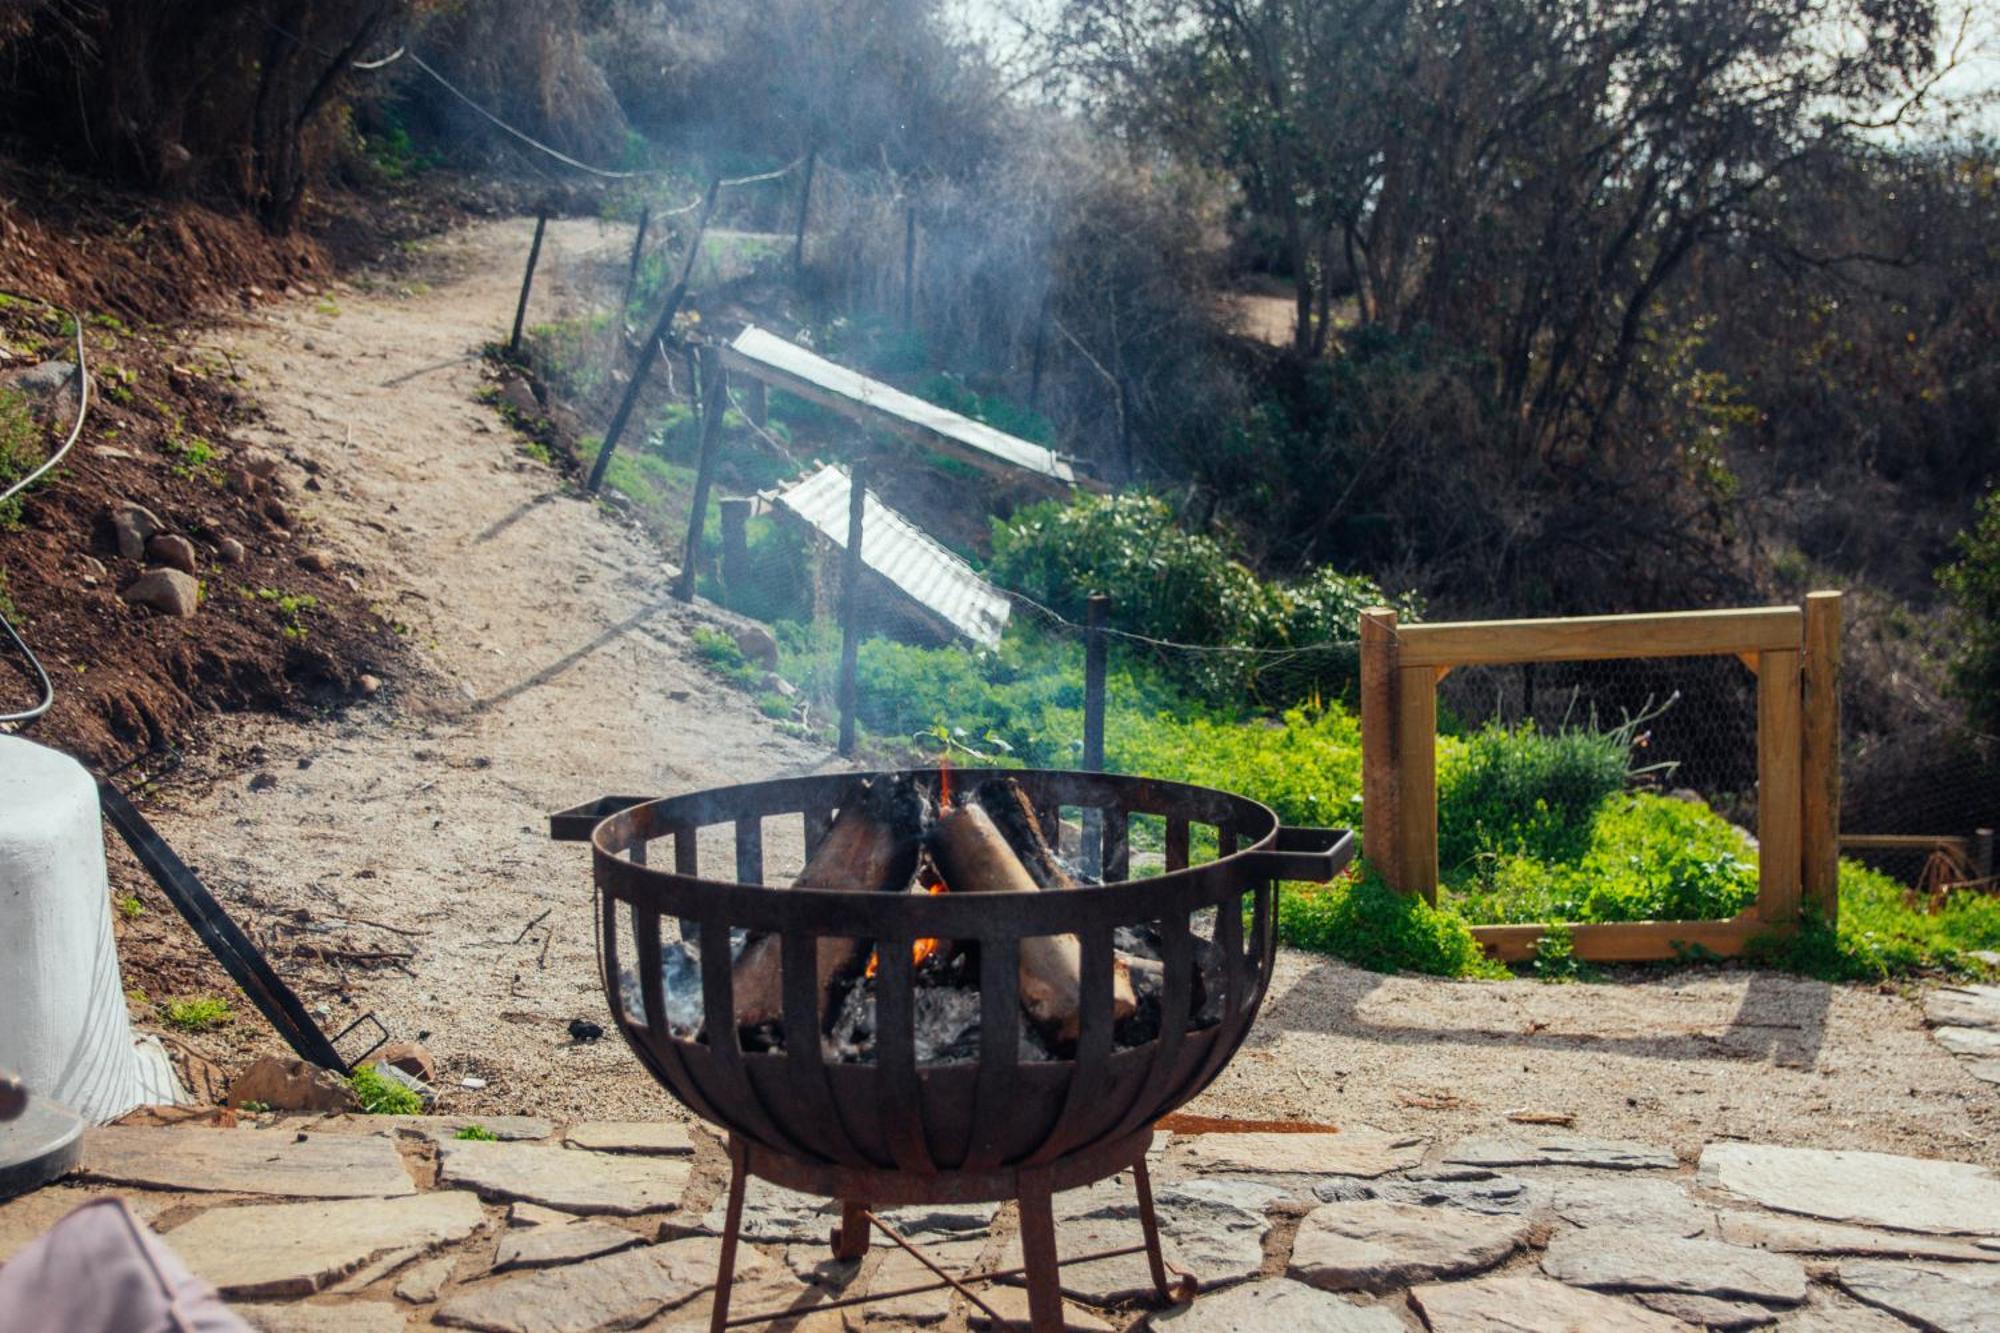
508, 209, 548, 357
837, 462, 870, 757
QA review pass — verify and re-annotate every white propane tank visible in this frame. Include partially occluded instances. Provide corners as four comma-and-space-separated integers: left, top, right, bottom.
0, 735, 181, 1122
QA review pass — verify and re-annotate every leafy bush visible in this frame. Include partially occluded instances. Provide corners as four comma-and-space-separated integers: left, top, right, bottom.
1113, 705, 1362, 833
1938, 486, 2000, 735
1274, 866, 1506, 978
349, 1064, 423, 1116
160, 996, 232, 1032
1436, 722, 1633, 874
1759, 860, 2000, 981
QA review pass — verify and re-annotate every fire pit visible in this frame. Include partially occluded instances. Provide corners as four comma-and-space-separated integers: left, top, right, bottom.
552, 769, 1351, 1332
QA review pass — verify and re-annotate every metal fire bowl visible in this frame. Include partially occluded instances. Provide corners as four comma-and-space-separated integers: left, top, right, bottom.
552, 769, 1351, 1185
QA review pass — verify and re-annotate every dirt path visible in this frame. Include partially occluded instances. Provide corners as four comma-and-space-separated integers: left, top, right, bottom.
131, 216, 1996, 1164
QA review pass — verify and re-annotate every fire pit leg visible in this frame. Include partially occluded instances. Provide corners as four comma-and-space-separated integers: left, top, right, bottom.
1015, 1167, 1065, 1333
831, 1199, 871, 1261
708, 1141, 750, 1333
1130, 1156, 1178, 1303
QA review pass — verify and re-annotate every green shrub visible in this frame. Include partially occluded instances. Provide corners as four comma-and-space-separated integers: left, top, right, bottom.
1939, 486, 2000, 734
915, 372, 1053, 444
1274, 866, 1507, 978
161, 996, 232, 1032
0, 389, 46, 529
1114, 705, 1362, 833
1760, 860, 2000, 981
1436, 722, 1633, 874
349, 1064, 423, 1116
453, 1124, 499, 1141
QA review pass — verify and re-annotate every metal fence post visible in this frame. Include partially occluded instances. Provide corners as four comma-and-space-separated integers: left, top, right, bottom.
508, 209, 548, 357
792, 146, 817, 280
837, 463, 870, 758
674, 347, 726, 603
1083, 594, 1109, 773
619, 203, 651, 316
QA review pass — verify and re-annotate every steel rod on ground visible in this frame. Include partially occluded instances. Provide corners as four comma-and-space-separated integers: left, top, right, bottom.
837, 463, 870, 757
675, 347, 727, 603
586, 179, 721, 493
508, 210, 548, 357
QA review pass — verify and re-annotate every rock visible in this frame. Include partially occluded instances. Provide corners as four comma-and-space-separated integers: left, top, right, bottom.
241, 449, 283, 479
1632, 1291, 1778, 1329
1374, 1174, 1546, 1216
871, 1200, 1000, 1239
861, 1237, 985, 1324
1151, 1278, 1406, 1332
493, 1218, 645, 1271
994, 1173, 1275, 1304
1926, 983, 2000, 1029
1442, 1134, 1676, 1171
732, 623, 780, 671
509, 1202, 574, 1228
1836, 1260, 2000, 1332
1781, 1295, 1927, 1332
0, 1187, 181, 1264
562, 1121, 696, 1157
1697, 1142, 2000, 1235
1716, 1212, 1999, 1262
235, 1303, 409, 1332
357, 673, 383, 696
1288, 1200, 1533, 1293
394, 1255, 455, 1303
969, 1284, 1115, 1331
228, 1055, 359, 1113
5, 360, 87, 420
79, 1125, 416, 1197
1933, 1025, 2000, 1057
1549, 1177, 1712, 1236
436, 1139, 690, 1216
376, 1039, 436, 1085
122, 567, 200, 617
1177, 1128, 1426, 1180
146, 533, 199, 574
218, 536, 247, 564
300, 549, 336, 573
265, 497, 293, 528
432, 1234, 744, 1333
698, 1179, 839, 1242
497, 376, 540, 419
159, 1190, 485, 1297
1410, 1276, 1695, 1332
1539, 1227, 1808, 1305
648, 1252, 820, 1333
110, 501, 165, 561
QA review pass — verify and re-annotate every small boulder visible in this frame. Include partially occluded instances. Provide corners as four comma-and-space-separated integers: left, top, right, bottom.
109, 502, 165, 562
227, 1055, 358, 1113
732, 623, 780, 671
356, 673, 382, 697
377, 1039, 436, 1085
263, 498, 292, 529
5, 360, 88, 422
121, 569, 199, 617
298, 549, 336, 574
497, 375, 540, 419
240, 449, 282, 480
217, 537, 246, 564
146, 533, 199, 575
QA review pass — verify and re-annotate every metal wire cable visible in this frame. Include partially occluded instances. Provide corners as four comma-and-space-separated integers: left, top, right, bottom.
0, 294, 90, 726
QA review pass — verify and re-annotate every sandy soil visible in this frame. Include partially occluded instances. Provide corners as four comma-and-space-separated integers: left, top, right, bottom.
132, 216, 1997, 1161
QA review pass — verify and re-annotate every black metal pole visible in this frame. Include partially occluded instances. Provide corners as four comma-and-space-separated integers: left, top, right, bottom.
792, 146, 817, 280
587, 179, 721, 493
509, 209, 549, 357
676, 347, 727, 603
837, 462, 870, 758
1083, 593, 1109, 772
619, 203, 651, 317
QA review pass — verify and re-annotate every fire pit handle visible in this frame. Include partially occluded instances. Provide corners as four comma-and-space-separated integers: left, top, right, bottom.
549, 795, 653, 843
1244, 826, 1355, 883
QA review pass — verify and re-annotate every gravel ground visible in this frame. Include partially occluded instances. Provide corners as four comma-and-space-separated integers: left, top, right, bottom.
133, 216, 1997, 1161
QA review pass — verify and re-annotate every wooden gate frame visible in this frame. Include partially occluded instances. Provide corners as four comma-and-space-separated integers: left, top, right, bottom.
1358, 593, 1842, 963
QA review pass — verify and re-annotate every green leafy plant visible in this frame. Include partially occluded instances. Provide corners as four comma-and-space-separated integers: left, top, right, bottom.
1529, 925, 1594, 983
453, 1124, 499, 1142
349, 1064, 423, 1116
238, 1100, 272, 1114
0, 388, 46, 528
161, 996, 233, 1032
252, 587, 319, 641
1939, 486, 2000, 735
162, 434, 220, 483
115, 893, 144, 920
1273, 866, 1507, 978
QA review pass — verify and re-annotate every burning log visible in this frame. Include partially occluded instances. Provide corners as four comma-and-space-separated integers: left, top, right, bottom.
928, 798, 1136, 1044
973, 779, 1074, 890
730, 777, 931, 1030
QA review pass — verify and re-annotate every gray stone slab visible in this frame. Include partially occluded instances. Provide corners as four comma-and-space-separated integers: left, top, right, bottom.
79, 1127, 418, 1198
1177, 1128, 1425, 1180
968, 1283, 1115, 1331
234, 1303, 411, 1332
1410, 1276, 1695, 1332
493, 1219, 645, 1271
1716, 1211, 1999, 1261
1150, 1278, 1405, 1332
1935, 1026, 2000, 1059
998, 1172, 1276, 1304
1698, 1142, 2000, 1235
1632, 1291, 1778, 1329
432, 1235, 740, 1333
1925, 985, 2000, 1030
394, 1255, 454, 1303
0, 1186, 185, 1263
874, 1200, 1001, 1238
436, 1140, 688, 1216
1550, 1177, 1712, 1236
1836, 1260, 2000, 1333
161, 1191, 487, 1298
1376, 1175, 1547, 1217
298, 1115, 553, 1142
1540, 1227, 1807, 1305
1782, 1291, 1941, 1332
1288, 1200, 1533, 1293
560, 1122, 693, 1155
1443, 1134, 1676, 1172
861, 1237, 986, 1324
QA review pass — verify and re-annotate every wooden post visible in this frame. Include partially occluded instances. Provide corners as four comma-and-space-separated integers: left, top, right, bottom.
1360, 608, 1400, 889
619, 203, 651, 316
902, 205, 918, 332
508, 209, 548, 357
836, 463, 870, 758
719, 498, 752, 606
1083, 594, 1109, 773
745, 379, 768, 428
792, 146, 817, 280
1801, 591, 1842, 923
674, 347, 727, 603
1395, 664, 1438, 903
587, 179, 721, 493
1756, 645, 1805, 925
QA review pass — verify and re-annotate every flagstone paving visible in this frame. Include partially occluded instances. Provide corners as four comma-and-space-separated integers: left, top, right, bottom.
4, 1113, 2000, 1329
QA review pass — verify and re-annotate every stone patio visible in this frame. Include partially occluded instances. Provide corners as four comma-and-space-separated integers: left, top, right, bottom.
3, 1114, 1998, 1330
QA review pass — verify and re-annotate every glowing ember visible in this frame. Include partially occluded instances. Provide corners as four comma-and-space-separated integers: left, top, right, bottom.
865, 875, 949, 978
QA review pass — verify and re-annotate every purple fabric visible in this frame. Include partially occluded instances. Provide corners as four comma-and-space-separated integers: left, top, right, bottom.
0, 1196, 250, 1333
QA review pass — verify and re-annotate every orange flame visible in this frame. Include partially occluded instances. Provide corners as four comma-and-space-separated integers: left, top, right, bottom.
937, 756, 954, 810
864, 876, 949, 979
